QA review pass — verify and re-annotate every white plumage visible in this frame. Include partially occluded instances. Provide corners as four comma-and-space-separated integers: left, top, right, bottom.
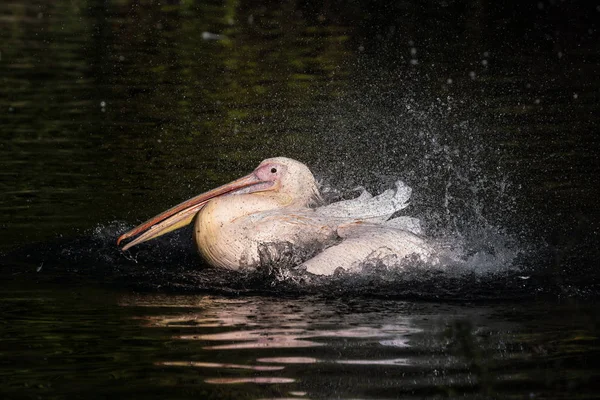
118, 157, 433, 276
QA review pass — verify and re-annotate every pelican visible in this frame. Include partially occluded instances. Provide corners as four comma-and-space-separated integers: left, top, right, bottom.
117, 157, 434, 275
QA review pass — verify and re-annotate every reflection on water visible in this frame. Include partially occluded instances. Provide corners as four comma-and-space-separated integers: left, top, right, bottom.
126, 295, 420, 354
117, 292, 599, 397
158, 361, 284, 372
119, 293, 437, 392
1, 285, 600, 398
205, 377, 296, 385
258, 357, 318, 364
124, 294, 446, 393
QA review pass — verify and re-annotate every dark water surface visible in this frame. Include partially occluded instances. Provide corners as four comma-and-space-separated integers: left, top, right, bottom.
1, 0, 600, 398
2, 284, 599, 399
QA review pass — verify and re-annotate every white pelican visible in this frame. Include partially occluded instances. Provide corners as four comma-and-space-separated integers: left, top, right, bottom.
117, 157, 433, 275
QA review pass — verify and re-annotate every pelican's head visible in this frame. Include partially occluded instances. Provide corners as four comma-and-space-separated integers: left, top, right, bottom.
252, 157, 322, 208
117, 157, 321, 250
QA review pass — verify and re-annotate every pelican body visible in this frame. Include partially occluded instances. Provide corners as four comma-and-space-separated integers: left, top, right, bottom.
118, 158, 433, 275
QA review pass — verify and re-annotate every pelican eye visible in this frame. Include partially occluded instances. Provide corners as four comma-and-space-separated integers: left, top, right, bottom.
271, 168, 277, 174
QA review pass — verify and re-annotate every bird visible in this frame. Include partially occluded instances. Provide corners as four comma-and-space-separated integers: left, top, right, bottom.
117, 157, 434, 275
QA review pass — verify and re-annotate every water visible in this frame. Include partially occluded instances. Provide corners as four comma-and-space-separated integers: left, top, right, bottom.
1, 0, 599, 398
2, 284, 599, 399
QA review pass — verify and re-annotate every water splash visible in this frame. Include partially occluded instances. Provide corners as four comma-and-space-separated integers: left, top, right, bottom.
0, 216, 589, 299
0, 67, 589, 298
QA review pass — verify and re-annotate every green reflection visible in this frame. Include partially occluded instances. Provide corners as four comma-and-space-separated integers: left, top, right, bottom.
0, 0, 354, 247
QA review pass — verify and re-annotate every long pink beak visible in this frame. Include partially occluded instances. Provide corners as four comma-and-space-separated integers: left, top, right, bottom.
117, 173, 270, 251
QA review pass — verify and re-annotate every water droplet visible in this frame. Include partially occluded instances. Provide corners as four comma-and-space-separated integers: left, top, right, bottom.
573, 93, 578, 99
410, 59, 418, 65
469, 71, 476, 79
481, 59, 488, 66
100, 101, 106, 107
202, 32, 224, 40
447, 78, 453, 84
557, 51, 563, 58
410, 47, 417, 56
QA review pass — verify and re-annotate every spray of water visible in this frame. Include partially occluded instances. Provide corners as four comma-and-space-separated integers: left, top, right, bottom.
281, 69, 529, 281
0, 66, 553, 299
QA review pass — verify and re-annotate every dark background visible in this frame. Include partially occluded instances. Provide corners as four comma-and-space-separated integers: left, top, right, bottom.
1, 3, 600, 398
1, 0, 599, 287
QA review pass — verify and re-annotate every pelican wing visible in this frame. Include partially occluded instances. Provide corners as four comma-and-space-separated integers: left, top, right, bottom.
384, 216, 423, 235
315, 181, 412, 223
301, 223, 432, 276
